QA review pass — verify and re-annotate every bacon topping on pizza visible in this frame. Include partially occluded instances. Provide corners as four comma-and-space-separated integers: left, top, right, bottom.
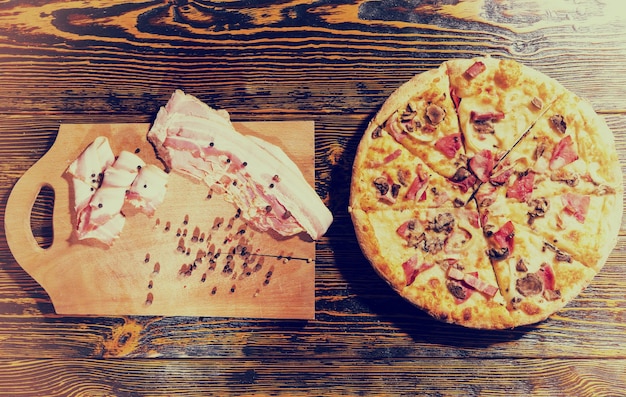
450, 167, 477, 193
470, 111, 505, 123
434, 133, 462, 159
469, 150, 495, 183
487, 221, 515, 261
405, 164, 429, 201
506, 171, 535, 202
465, 61, 486, 78
561, 192, 590, 223
402, 255, 434, 286
516, 263, 560, 301
350, 57, 622, 329
549, 135, 578, 170
490, 166, 514, 186
446, 266, 498, 301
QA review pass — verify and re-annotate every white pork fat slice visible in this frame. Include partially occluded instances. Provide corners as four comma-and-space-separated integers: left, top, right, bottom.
127, 164, 169, 215
66, 136, 115, 223
67, 138, 169, 246
76, 150, 145, 242
148, 89, 333, 240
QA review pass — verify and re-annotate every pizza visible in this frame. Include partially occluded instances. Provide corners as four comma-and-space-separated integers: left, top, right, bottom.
349, 56, 623, 329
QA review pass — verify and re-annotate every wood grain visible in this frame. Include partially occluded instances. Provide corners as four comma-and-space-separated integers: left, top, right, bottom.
0, 358, 624, 397
1, 0, 626, 395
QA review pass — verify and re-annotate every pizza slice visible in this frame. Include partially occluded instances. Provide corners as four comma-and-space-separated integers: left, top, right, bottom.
350, 124, 476, 212
365, 63, 467, 179
351, 204, 514, 329
445, 56, 561, 161
482, 216, 597, 326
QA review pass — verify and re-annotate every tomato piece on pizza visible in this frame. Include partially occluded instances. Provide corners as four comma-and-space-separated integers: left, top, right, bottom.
349, 125, 475, 212
482, 216, 596, 327
445, 56, 561, 160
366, 63, 468, 179
350, 205, 514, 329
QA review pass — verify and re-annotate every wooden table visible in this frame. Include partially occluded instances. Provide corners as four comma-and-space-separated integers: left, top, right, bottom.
1, 1, 625, 395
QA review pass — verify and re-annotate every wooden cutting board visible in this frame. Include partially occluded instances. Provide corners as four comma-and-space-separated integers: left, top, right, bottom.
5, 122, 316, 319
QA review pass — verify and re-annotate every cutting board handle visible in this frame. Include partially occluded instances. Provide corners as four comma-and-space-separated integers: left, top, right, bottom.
5, 180, 55, 267
4, 142, 70, 278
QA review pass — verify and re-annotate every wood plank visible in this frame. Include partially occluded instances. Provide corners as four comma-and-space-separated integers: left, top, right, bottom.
1, 1, 626, 394
0, 2, 625, 115
0, 358, 624, 397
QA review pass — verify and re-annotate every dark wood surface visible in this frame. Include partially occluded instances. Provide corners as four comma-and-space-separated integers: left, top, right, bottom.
1, 1, 625, 396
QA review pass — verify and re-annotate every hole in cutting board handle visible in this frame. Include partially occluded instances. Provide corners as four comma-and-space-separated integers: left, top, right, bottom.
30, 185, 55, 249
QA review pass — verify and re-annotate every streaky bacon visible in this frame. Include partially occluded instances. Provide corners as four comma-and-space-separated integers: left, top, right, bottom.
463, 273, 498, 297
538, 264, 556, 291
148, 90, 333, 240
385, 113, 406, 142
450, 88, 461, 109
489, 166, 514, 186
447, 265, 465, 281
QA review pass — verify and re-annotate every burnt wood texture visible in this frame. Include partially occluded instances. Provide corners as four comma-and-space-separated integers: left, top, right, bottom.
1, 1, 625, 396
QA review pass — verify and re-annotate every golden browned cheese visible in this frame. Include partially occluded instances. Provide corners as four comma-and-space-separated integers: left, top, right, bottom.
349, 56, 623, 329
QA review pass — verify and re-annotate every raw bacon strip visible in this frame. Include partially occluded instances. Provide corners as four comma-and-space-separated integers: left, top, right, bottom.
67, 136, 116, 186
148, 90, 333, 240
67, 138, 169, 246
77, 213, 126, 246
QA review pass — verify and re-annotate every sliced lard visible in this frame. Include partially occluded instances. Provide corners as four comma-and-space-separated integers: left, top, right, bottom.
148, 90, 333, 240
66, 136, 115, 223
127, 164, 169, 215
67, 140, 169, 246
85, 151, 144, 230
